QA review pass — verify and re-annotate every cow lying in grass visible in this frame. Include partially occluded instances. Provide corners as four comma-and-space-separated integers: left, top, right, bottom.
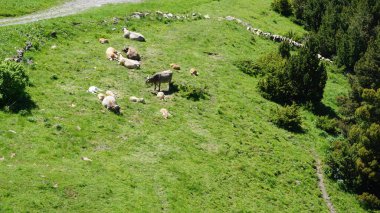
118, 54, 140, 69
146, 70, 173, 92
122, 27, 146, 42
122, 46, 141, 61
101, 95, 120, 114
98, 92, 120, 114
106, 47, 119, 61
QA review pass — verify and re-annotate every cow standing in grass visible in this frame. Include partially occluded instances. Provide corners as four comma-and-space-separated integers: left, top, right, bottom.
146, 70, 173, 92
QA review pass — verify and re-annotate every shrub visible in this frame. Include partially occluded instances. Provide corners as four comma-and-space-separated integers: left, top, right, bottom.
256, 52, 286, 74
279, 42, 291, 58
0, 61, 29, 106
234, 60, 261, 76
271, 103, 302, 131
358, 193, 380, 209
174, 81, 210, 101
259, 36, 327, 104
327, 124, 380, 209
271, 0, 292, 17
316, 116, 339, 134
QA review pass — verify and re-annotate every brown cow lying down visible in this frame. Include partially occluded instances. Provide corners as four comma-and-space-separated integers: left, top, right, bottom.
106, 47, 118, 61
102, 95, 120, 114
122, 46, 141, 61
118, 54, 140, 69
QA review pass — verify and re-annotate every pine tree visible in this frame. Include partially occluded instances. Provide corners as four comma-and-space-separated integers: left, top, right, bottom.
285, 36, 327, 103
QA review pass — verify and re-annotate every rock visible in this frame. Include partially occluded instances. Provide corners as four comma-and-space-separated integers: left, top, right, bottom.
81, 157, 92, 161
112, 17, 120, 24
131, 14, 141, 19
87, 86, 99, 94
226, 16, 235, 21
129, 96, 138, 102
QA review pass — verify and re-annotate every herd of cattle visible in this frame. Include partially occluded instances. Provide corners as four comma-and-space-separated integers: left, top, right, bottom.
90, 27, 198, 117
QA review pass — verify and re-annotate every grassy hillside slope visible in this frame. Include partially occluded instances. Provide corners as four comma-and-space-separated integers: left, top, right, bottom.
0, 0, 68, 18
0, 0, 368, 212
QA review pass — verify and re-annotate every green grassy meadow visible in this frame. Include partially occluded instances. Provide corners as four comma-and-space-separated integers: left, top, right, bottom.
0, 0, 68, 18
0, 0, 370, 212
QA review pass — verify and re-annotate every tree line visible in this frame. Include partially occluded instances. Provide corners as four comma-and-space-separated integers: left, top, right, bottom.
270, 0, 379, 209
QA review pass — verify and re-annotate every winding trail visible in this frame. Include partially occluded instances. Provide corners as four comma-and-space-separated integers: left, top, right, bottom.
0, 0, 141, 27
316, 158, 336, 213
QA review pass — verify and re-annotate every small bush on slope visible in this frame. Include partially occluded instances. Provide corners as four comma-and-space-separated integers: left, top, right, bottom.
271, 103, 302, 131
0, 61, 29, 107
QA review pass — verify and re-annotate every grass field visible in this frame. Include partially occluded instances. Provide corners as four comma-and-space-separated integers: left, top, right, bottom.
0, 0, 371, 212
0, 0, 67, 18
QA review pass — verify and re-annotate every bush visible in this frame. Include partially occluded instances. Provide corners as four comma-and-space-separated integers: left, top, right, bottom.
0, 61, 29, 106
174, 81, 210, 101
271, 103, 302, 131
358, 193, 380, 209
234, 60, 261, 76
271, 0, 292, 17
259, 36, 327, 104
279, 42, 291, 58
316, 116, 339, 134
256, 52, 286, 74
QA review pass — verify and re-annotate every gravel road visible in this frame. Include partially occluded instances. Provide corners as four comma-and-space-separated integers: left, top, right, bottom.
0, 0, 141, 27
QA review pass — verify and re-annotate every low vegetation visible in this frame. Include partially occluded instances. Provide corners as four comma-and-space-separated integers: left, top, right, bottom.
0, 0, 375, 211
271, 0, 380, 209
258, 36, 327, 104
271, 103, 302, 131
0, 0, 67, 17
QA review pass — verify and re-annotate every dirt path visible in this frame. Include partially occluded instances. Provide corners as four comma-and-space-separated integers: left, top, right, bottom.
0, 0, 141, 27
315, 158, 336, 213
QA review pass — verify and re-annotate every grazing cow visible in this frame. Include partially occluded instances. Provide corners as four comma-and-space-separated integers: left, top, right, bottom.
102, 95, 120, 114
118, 54, 140, 69
106, 47, 118, 61
122, 46, 141, 61
146, 70, 173, 91
122, 28, 146, 42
